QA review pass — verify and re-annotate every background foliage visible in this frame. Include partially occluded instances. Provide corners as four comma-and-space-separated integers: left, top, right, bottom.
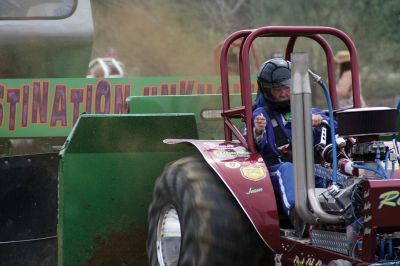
91, 0, 400, 106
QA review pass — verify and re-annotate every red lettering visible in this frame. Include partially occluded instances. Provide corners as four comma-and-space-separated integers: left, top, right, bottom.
197, 83, 205, 94
160, 83, 176, 95
7, 89, 20, 131
197, 83, 213, 94
85, 84, 93, 114
160, 84, 168, 95
95, 80, 110, 114
206, 83, 213, 94
21, 85, 29, 127
50, 85, 67, 127
169, 83, 176, 95
142, 87, 149, 96
114, 84, 130, 114
0, 85, 3, 127
179, 80, 194, 95
70, 88, 84, 125
32, 81, 48, 124
142, 86, 158, 96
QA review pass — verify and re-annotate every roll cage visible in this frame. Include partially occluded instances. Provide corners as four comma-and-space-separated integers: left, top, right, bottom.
219, 26, 363, 153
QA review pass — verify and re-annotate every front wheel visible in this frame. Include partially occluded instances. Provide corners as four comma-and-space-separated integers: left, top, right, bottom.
147, 156, 271, 265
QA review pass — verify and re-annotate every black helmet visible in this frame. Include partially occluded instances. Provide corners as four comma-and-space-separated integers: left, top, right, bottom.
257, 58, 291, 112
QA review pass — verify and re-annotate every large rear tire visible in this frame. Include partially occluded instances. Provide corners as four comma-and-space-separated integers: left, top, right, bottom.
147, 156, 271, 265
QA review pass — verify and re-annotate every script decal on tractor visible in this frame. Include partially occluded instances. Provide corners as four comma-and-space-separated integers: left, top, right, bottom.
378, 190, 400, 209
293, 255, 323, 266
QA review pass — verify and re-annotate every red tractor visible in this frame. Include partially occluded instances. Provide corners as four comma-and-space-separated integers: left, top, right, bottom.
146, 26, 400, 265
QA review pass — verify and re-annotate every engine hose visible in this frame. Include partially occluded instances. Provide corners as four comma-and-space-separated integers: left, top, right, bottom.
384, 150, 396, 178
385, 150, 390, 172
375, 158, 389, 179
395, 99, 400, 164
350, 186, 363, 226
317, 80, 338, 184
391, 161, 396, 178
352, 163, 386, 179
395, 139, 400, 166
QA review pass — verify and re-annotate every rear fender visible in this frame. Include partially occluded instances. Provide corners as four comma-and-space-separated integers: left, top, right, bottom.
165, 139, 282, 252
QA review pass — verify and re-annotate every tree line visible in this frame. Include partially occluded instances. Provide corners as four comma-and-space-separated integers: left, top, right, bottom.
92, 0, 400, 105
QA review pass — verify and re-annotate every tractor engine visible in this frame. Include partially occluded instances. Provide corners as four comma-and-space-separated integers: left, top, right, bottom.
310, 107, 400, 261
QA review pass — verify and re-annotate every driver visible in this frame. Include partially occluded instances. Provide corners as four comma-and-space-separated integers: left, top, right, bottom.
252, 58, 328, 236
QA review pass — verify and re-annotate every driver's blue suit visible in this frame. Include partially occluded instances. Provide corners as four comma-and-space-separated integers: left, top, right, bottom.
253, 106, 328, 216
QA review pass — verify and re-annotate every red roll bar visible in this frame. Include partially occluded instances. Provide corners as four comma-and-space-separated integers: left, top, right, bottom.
220, 26, 362, 153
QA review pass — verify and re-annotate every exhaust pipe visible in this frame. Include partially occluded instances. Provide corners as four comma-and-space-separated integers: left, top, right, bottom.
290, 53, 343, 224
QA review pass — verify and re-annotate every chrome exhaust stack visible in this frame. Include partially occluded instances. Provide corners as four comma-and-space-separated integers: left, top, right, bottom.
290, 53, 343, 224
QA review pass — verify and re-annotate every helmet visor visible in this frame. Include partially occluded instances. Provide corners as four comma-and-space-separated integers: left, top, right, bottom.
271, 84, 290, 92
275, 77, 291, 87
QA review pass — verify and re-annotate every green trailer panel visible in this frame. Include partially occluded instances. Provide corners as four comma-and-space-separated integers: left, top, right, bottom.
58, 113, 198, 265
58, 94, 259, 265
127, 94, 253, 140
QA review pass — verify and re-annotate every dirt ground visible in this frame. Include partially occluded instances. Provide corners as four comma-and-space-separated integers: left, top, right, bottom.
86, 228, 148, 266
